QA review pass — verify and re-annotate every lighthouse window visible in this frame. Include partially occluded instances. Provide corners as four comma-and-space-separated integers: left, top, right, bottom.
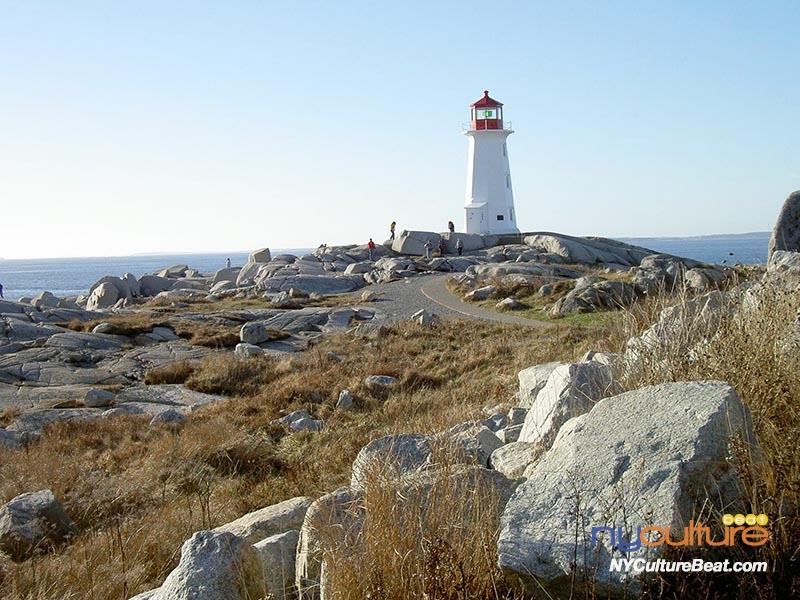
503, 144, 507, 157
497, 215, 504, 221
506, 174, 510, 188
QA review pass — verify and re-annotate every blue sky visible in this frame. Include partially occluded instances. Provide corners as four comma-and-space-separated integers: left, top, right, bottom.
1, 1, 798, 258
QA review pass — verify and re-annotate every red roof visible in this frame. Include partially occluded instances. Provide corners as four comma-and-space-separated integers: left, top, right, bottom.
471, 90, 503, 108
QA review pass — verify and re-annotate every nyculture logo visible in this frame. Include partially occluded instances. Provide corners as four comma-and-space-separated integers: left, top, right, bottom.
592, 514, 769, 554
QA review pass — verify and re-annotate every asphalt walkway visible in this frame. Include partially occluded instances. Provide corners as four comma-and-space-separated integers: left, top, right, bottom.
362, 273, 552, 328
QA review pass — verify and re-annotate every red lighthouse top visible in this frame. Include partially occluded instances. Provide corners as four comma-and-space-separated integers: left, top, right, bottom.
470, 90, 504, 130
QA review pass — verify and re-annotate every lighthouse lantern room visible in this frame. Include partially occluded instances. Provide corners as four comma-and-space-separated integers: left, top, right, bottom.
463, 90, 519, 235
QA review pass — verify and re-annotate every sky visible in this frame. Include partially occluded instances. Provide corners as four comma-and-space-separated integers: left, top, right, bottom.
1, 1, 798, 259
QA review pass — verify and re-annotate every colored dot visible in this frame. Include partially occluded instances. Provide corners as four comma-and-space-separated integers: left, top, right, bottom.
745, 514, 757, 526
734, 514, 746, 526
722, 514, 734, 526
756, 514, 769, 526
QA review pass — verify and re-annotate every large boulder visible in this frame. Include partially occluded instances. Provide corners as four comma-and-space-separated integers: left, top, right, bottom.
151, 530, 266, 600
768, 190, 800, 260
499, 381, 758, 598
249, 247, 273, 263
138, 275, 174, 297
391, 230, 441, 256
350, 433, 434, 488
519, 361, 618, 449
85, 282, 120, 311
296, 486, 365, 600
0, 489, 79, 561
524, 233, 654, 266
254, 530, 301, 600
214, 496, 314, 545
517, 361, 562, 408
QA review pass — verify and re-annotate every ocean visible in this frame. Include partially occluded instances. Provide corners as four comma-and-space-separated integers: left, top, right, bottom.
0, 234, 770, 303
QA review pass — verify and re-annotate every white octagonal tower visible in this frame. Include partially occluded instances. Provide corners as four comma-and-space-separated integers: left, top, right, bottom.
463, 90, 519, 234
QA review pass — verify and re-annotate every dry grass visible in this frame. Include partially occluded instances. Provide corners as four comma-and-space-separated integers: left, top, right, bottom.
318, 444, 524, 600
0, 317, 601, 599
5, 268, 796, 599
612, 280, 800, 599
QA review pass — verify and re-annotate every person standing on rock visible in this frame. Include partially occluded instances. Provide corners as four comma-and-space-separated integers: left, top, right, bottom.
438, 238, 447, 255
225, 258, 231, 268
424, 239, 433, 259
390, 221, 396, 240
448, 220, 455, 233
368, 238, 376, 261
0, 282, 3, 298
456, 238, 464, 256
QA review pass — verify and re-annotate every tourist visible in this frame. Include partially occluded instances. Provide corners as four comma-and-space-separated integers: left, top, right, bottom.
368, 238, 376, 261
424, 239, 433, 259
226, 257, 231, 268
0, 282, 3, 298
448, 220, 455, 233
390, 221, 396, 240
456, 238, 464, 256
438, 238, 447, 255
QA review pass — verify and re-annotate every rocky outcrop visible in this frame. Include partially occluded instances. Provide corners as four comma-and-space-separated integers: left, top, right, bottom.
0, 489, 78, 561
350, 434, 434, 488
498, 381, 757, 598
524, 233, 654, 266
768, 190, 800, 259
144, 530, 267, 600
518, 361, 619, 449
213, 496, 314, 545
551, 277, 636, 317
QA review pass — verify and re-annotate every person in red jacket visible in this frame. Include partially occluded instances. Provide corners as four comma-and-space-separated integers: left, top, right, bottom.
368, 238, 376, 261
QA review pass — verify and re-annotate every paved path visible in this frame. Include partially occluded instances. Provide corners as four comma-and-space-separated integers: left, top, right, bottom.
360, 273, 552, 328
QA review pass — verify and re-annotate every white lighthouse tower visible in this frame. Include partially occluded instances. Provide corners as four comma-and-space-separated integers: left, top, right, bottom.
463, 90, 519, 234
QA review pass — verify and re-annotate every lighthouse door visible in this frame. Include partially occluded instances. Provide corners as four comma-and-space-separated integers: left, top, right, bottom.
465, 203, 487, 233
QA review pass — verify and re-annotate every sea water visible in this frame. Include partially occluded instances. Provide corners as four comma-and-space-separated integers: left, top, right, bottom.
0, 234, 770, 302
0, 249, 314, 302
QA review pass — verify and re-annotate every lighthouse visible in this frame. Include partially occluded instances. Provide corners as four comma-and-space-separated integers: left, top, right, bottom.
463, 90, 519, 234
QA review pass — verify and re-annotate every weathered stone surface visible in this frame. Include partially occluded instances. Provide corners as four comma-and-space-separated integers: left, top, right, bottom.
410, 308, 437, 325
464, 285, 497, 301
214, 496, 313, 545
336, 389, 354, 409
551, 278, 636, 317
499, 381, 757, 597
83, 388, 115, 408
390, 230, 444, 256
489, 441, 542, 479
45, 331, 128, 351
149, 408, 186, 428
350, 433, 434, 488
496, 297, 521, 310
240, 321, 273, 345
290, 417, 323, 432
768, 190, 800, 259
86, 282, 120, 311
151, 530, 267, 600
138, 275, 174, 297
0, 489, 79, 561
234, 342, 262, 358
362, 374, 398, 392
517, 361, 562, 408
519, 362, 618, 449
254, 530, 301, 600
249, 247, 272, 263
446, 422, 504, 467
30, 291, 61, 309
296, 486, 365, 600
524, 233, 656, 266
